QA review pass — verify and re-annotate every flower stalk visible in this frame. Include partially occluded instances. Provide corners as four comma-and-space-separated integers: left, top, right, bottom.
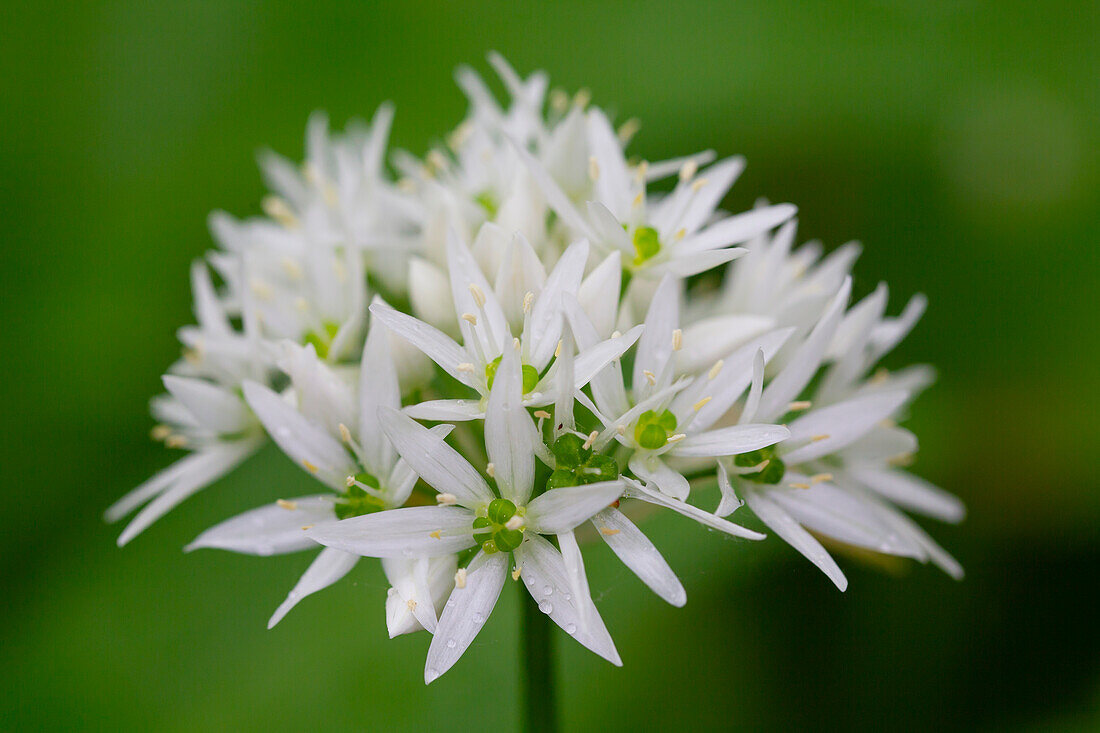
521, 584, 558, 733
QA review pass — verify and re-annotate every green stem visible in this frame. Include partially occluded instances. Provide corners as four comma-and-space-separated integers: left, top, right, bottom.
520, 584, 558, 733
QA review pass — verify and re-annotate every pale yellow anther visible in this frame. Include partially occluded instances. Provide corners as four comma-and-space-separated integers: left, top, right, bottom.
455, 568, 468, 588
338, 423, 353, 444
293, 296, 309, 313
523, 292, 535, 313
871, 368, 890, 385
321, 183, 339, 208
573, 88, 591, 109
672, 329, 683, 351
447, 121, 473, 151
249, 280, 273, 301
165, 435, 188, 449
635, 160, 649, 182
582, 430, 599, 450
426, 149, 448, 174
345, 475, 356, 488
667, 433, 687, 444
811, 434, 831, 443
674, 228, 687, 241
878, 418, 897, 429
262, 195, 298, 228
436, 493, 458, 505
298, 524, 314, 531
599, 527, 621, 536
397, 177, 416, 193
679, 160, 698, 182
788, 401, 812, 411
428, 530, 442, 540
302, 162, 320, 185
549, 88, 569, 112
554, 340, 562, 358
617, 118, 641, 144
276, 499, 298, 511
632, 192, 644, 208
810, 473, 834, 484
611, 330, 622, 339
280, 258, 303, 280
691, 178, 708, 192
643, 370, 657, 385
615, 424, 627, 436
708, 360, 724, 379
789, 482, 811, 490
468, 283, 486, 308
486, 462, 496, 478
456, 362, 476, 373
693, 396, 712, 412
461, 312, 478, 326
150, 424, 172, 441
513, 337, 521, 350
533, 410, 551, 419
588, 156, 600, 181
303, 460, 318, 473
333, 260, 348, 284
182, 348, 202, 365
504, 516, 524, 531
889, 453, 915, 467
510, 565, 523, 581
406, 599, 418, 611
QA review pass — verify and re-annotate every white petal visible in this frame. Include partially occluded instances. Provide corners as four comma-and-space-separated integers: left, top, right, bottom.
162, 376, 251, 434
675, 157, 746, 234
424, 551, 508, 683
409, 257, 458, 334
623, 479, 765, 541
659, 248, 744, 278
403, 399, 485, 422
755, 277, 851, 421
484, 346, 538, 504
186, 495, 335, 555
676, 314, 774, 375
679, 204, 798, 253
847, 466, 966, 523
744, 490, 847, 591
379, 407, 494, 508
115, 440, 258, 546
674, 423, 790, 459
514, 533, 621, 665
782, 390, 909, 464
358, 313, 401, 473
268, 548, 359, 628
577, 251, 623, 338
633, 276, 680, 397
593, 508, 685, 606
569, 325, 644, 393
370, 301, 476, 388
509, 135, 595, 239
243, 380, 355, 490
306, 505, 476, 558
525, 239, 589, 370
446, 229, 510, 357
386, 424, 455, 507
525, 481, 624, 534
714, 461, 744, 517
628, 454, 689, 501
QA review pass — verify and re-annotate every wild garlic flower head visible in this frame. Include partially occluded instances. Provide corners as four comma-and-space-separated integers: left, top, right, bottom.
112, 54, 964, 684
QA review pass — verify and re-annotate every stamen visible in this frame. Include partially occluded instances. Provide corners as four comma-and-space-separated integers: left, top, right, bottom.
878, 418, 897, 429
511, 565, 523, 581
249, 280, 273, 300
426, 149, 448, 174
588, 156, 600, 181
573, 88, 591, 109
533, 410, 551, 419
666, 433, 686, 444
276, 499, 298, 511
871, 368, 889, 385
300, 524, 314, 531
708, 360, 724, 379
810, 473, 833, 484
691, 177, 708, 192
468, 283, 486, 308
632, 192, 644, 208
302, 460, 318, 473
165, 435, 188, 449
617, 118, 641, 144
397, 178, 416, 193
674, 228, 686, 241
634, 160, 649, 183
679, 160, 698, 182
456, 362, 476, 374
811, 434, 830, 442
293, 296, 309, 313
549, 88, 569, 112
554, 339, 562, 358
455, 568, 468, 588
436, 493, 458, 505
280, 258, 303, 280
671, 329, 682, 351
486, 463, 496, 478
523, 291, 535, 313
262, 195, 298, 228
582, 430, 599, 450
150, 424, 172, 441
611, 330, 622, 339
461, 312, 478, 326
599, 527, 620, 536
788, 401, 812, 411
693, 396, 712, 412
406, 599, 417, 611
788, 482, 811, 490
615, 424, 627, 436
428, 530, 442, 540
338, 423, 353, 444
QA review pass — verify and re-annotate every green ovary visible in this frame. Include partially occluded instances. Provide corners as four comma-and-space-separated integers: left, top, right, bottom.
632, 226, 661, 265
485, 355, 539, 394
303, 320, 341, 359
546, 434, 620, 489
734, 445, 785, 484
633, 409, 677, 450
473, 498, 524, 553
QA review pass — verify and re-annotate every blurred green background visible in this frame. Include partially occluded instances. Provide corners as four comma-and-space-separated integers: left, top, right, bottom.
2, 1, 1098, 730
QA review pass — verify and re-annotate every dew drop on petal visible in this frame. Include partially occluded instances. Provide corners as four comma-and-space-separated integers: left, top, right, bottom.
538, 600, 553, 614
542, 585, 553, 596
565, 623, 577, 634
472, 612, 485, 624
562, 593, 572, 602
446, 638, 457, 649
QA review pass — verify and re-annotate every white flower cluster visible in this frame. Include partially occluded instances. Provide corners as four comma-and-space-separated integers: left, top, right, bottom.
109, 55, 964, 683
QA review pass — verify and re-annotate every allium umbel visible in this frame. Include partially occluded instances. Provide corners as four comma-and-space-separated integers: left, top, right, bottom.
110, 54, 964, 687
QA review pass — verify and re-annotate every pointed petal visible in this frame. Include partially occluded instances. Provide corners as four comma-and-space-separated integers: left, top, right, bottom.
679, 204, 797, 253
485, 346, 538, 504
268, 548, 359, 628
403, 399, 486, 422
628, 454, 689, 501
306, 505, 476, 558
674, 423, 790, 459
358, 313, 401, 473
623, 479, 765, 541
425, 551, 508, 683
744, 490, 847, 591
370, 301, 477, 388
847, 467, 966, 523
526, 239, 589, 370
186, 495, 334, 555
525, 481, 624, 534
782, 390, 909, 464
162, 376, 251, 434
593, 508, 685, 606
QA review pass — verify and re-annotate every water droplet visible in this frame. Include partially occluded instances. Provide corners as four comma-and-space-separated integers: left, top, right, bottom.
538, 600, 553, 614
565, 623, 577, 634
472, 612, 485, 624
542, 585, 553, 595
446, 638, 457, 649
562, 593, 572, 602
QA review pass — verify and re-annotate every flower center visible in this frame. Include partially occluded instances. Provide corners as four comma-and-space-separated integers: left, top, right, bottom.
632, 226, 661, 265
734, 445, 786, 484
546, 433, 619, 489
472, 498, 525, 553
474, 190, 499, 219
303, 320, 341, 359
484, 355, 540, 394
634, 409, 677, 450
334, 471, 386, 518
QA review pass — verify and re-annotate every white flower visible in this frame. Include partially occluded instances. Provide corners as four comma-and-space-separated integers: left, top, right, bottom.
307, 345, 625, 681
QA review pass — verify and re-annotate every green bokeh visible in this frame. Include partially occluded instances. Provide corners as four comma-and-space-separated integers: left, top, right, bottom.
2, 1, 1098, 730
